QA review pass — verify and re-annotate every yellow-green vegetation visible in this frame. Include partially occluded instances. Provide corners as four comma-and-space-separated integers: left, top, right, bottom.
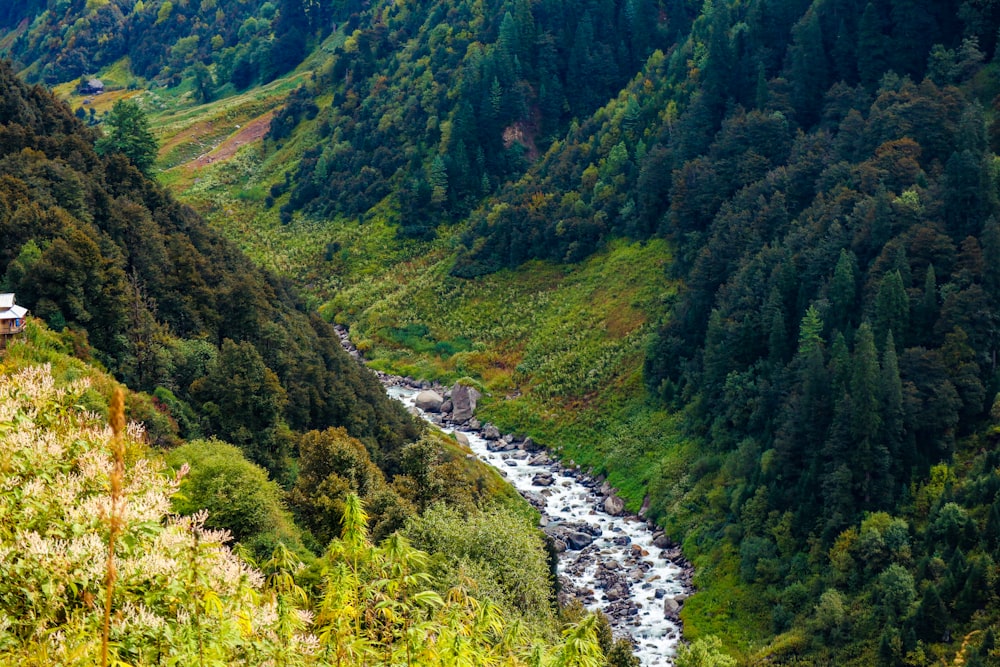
0, 338, 612, 665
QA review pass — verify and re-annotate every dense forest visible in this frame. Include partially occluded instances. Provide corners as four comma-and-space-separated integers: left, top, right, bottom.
0, 58, 446, 558
5, 0, 1000, 663
262, 0, 1000, 661
0, 55, 649, 667
0, 0, 334, 93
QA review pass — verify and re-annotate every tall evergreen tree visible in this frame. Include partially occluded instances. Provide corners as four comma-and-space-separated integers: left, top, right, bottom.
857, 2, 890, 88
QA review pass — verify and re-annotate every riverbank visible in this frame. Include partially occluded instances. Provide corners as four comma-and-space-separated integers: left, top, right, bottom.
336, 325, 695, 665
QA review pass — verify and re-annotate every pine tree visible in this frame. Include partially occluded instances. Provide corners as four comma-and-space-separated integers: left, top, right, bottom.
788, 9, 828, 126
851, 322, 889, 507
829, 249, 859, 333
857, 3, 890, 88
880, 331, 905, 487
874, 270, 909, 349
95, 99, 158, 175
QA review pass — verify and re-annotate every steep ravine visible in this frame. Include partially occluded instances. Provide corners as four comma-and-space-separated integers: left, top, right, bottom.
336, 327, 694, 666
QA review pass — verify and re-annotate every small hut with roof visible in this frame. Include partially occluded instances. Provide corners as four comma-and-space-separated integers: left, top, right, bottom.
0, 294, 28, 346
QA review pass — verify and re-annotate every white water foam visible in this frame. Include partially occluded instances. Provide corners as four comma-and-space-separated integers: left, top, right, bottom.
388, 386, 685, 666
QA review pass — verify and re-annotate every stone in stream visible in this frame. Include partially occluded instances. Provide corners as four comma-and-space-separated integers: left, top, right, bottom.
414, 390, 444, 412
528, 453, 552, 466
605, 584, 627, 601
532, 473, 555, 487
482, 423, 501, 440
454, 432, 470, 446
440, 399, 453, 414
565, 531, 595, 550
653, 533, 672, 549
604, 495, 626, 516
521, 491, 547, 510
450, 383, 481, 421
663, 597, 682, 620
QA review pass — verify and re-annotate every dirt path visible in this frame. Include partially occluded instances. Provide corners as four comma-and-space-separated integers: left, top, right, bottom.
189, 110, 274, 169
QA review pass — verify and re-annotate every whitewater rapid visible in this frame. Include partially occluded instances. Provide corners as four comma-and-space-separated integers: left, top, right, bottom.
387, 386, 688, 666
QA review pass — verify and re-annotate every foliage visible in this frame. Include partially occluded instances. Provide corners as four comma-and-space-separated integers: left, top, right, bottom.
404, 502, 557, 628
0, 364, 314, 664
675, 636, 736, 667
0, 362, 607, 665
166, 438, 306, 560
95, 98, 158, 175
287, 426, 413, 548
0, 58, 420, 485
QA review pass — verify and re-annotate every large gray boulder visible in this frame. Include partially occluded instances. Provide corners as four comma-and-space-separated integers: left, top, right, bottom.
604, 495, 626, 517
451, 383, 481, 421
565, 531, 595, 550
414, 390, 444, 412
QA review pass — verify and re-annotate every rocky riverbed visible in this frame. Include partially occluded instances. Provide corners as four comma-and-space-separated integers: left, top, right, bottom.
335, 326, 694, 665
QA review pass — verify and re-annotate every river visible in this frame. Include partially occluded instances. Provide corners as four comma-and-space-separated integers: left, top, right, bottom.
386, 384, 691, 666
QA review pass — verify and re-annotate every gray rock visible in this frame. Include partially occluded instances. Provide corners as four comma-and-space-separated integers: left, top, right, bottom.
451, 383, 482, 421
604, 495, 626, 516
483, 423, 501, 440
522, 437, 542, 452
454, 432, 470, 447
663, 596, 682, 619
522, 491, 547, 510
440, 400, 453, 413
565, 531, 595, 550
653, 534, 672, 549
605, 584, 626, 601
528, 453, 552, 466
532, 473, 555, 487
414, 390, 444, 412
638, 493, 651, 518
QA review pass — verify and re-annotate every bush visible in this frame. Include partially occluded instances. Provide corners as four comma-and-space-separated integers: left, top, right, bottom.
166, 439, 305, 559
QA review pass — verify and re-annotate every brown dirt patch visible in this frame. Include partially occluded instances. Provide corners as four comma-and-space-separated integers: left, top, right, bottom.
189, 110, 274, 168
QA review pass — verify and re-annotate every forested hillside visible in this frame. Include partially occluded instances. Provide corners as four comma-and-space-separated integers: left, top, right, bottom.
255, 0, 1000, 662
0, 64, 630, 665
0, 0, 332, 95
6, 0, 1000, 664
0, 60, 423, 492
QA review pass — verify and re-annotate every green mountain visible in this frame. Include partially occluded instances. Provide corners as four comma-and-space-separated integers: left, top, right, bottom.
0, 59, 424, 487
0, 63, 620, 665
5, 0, 1000, 664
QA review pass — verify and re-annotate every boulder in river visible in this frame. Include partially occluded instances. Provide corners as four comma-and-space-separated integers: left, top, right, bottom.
528, 453, 552, 466
532, 473, 555, 487
663, 596, 682, 620
454, 432, 470, 447
483, 423, 501, 440
414, 390, 444, 412
451, 383, 481, 421
604, 495, 626, 516
440, 399, 453, 414
565, 531, 595, 550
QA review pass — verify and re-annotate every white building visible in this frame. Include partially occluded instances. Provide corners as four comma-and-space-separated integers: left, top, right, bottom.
0, 293, 28, 337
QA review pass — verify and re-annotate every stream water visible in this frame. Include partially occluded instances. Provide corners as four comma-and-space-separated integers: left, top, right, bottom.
386, 385, 690, 667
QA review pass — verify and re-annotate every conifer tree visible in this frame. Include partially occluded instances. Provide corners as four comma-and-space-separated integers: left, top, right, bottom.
95, 99, 158, 175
